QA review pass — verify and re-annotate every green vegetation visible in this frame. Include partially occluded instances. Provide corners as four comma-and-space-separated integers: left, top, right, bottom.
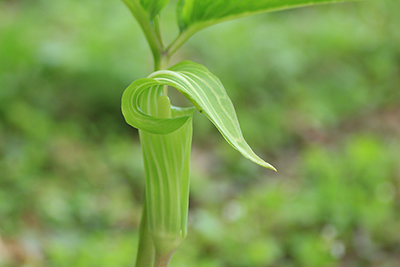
0, 0, 399, 266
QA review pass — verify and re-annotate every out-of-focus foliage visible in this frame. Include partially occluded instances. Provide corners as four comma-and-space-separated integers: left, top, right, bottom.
0, 0, 399, 266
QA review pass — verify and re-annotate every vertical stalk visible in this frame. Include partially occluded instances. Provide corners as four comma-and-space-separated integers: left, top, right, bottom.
157, 53, 170, 95
154, 250, 175, 267
154, 52, 170, 74
121, 0, 166, 71
135, 200, 155, 267
124, 4, 195, 266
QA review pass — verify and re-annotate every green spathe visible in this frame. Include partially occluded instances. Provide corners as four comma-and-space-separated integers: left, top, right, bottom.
122, 60, 275, 264
135, 84, 194, 256
122, 61, 276, 170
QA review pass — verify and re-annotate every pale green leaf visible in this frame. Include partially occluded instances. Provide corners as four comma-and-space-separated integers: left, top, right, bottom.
122, 0, 170, 18
177, 0, 351, 31
140, 0, 170, 18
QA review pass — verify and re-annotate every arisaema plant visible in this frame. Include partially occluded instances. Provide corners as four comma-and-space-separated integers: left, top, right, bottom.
120, 0, 352, 266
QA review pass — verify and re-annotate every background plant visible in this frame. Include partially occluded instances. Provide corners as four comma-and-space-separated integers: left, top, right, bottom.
0, 0, 399, 266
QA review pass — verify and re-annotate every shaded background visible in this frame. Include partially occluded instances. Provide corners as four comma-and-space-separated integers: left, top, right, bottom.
1, 0, 400, 266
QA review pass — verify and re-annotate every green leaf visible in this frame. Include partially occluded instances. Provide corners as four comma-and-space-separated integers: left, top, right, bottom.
140, 0, 170, 18
121, 60, 276, 170
122, 0, 170, 19
177, 0, 351, 31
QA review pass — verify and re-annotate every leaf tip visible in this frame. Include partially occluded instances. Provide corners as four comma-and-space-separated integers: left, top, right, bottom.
261, 161, 277, 172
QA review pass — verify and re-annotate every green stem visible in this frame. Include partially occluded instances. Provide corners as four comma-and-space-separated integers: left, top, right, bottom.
121, 0, 164, 70
155, 52, 169, 94
156, 52, 170, 72
124, 4, 195, 266
135, 200, 155, 267
166, 24, 205, 56
153, 15, 163, 45
154, 251, 175, 267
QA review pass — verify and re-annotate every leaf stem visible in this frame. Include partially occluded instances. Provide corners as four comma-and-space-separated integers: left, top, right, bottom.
166, 25, 204, 56
121, 0, 165, 70
153, 15, 163, 46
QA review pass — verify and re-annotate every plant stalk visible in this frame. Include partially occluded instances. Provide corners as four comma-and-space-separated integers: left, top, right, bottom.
154, 250, 175, 267
121, 0, 165, 71
127, 4, 197, 266
135, 200, 155, 267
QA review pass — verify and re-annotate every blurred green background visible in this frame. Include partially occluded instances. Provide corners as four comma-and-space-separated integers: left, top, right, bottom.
1, 0, 399, 266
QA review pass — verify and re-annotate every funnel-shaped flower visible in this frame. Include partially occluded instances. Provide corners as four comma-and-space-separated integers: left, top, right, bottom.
121, 60, 275, 258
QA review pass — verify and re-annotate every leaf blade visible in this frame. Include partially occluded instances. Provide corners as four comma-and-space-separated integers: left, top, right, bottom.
123, 0, 170, 18
140, 0, 170, 18
178, 0, 352, 31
